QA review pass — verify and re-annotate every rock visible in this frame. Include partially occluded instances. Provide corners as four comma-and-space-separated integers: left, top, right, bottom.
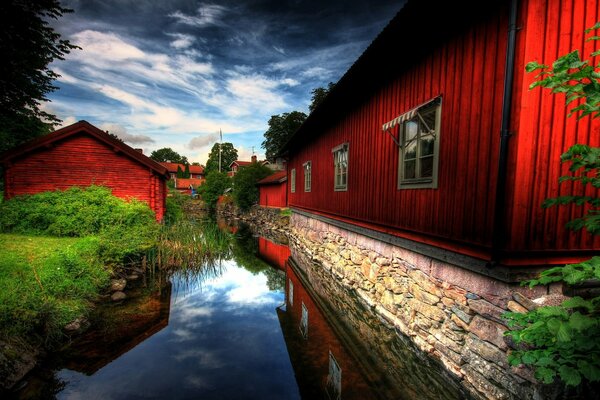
506, 300, 528, 313
452, 305, 473, 324
409, 269, 442, 297
465, 293, 480, 300
464, 334, 507, 368
409, 299, 446, 322
64, 317, 88, 332
462, 365, 510, 400
468, 299, 506, 325
532, 293, 566, 307
410, 283, 440, 305
468, 316, 508, 350
0, 339, 39, 390
512, 292, 538, 311
110, 278, 127, 292
126, 274, 139, 281
450, 314, 470, 331
111, 291, 127, 301
375, 256, 391, 266
350, 251, 364, 265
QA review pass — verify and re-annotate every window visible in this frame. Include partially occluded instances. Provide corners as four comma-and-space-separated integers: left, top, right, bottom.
332, 143, 348, 191
300, 302, 308, 339
303, 161, 311, 192
291, 168, 296, 193
288, 279, 294, 306
398, 99, 441, 188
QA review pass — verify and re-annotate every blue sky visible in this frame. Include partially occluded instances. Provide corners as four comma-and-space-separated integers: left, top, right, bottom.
45, 0, 403, 164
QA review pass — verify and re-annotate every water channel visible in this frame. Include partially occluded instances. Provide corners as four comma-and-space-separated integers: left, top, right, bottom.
12, 221, 468, 399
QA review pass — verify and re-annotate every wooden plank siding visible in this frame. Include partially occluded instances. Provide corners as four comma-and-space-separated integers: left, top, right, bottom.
259, 183, 288, 208
287, 0, 600, 266
288, 8, 509, 260
2, 122, 168, 221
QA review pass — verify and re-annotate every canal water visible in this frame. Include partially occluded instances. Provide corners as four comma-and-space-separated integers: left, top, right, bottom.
12, 222, 468, 400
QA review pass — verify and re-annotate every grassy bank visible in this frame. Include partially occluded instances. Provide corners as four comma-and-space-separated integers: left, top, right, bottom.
0, 234, 110, 341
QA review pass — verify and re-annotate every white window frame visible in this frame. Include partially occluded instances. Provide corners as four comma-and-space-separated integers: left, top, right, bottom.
290, 168, 296, 193
332, 143, 349, 191
398, 99, 441, 189
303, 161, 311, 192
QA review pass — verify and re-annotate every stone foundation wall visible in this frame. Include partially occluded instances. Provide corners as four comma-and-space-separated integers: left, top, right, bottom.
217, 202, 290, 240
289, 212, 564, 400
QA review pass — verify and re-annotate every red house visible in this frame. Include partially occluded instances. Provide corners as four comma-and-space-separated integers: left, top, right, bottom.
258, 237, 290, 270
282, 1, 600, 398
1, 121, 169, 220
284, 0, 599, 274
160, 162, 204, 179
257, 170, 287, 208
174, 178, 205, 195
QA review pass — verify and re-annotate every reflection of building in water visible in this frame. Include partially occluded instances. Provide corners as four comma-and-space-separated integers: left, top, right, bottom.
258, 237, 291, 271
277, 261, 381, 400
61, 283, 172, 375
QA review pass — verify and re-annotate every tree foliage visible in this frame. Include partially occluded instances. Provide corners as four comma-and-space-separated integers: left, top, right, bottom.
232, 162, 272, 211
309, 82, 335, 113
183, 164, 191, 178
504, 22, 600, 388
204, 142, 238, 175
198, 171, 231, 211
0, 0, 79, 153
261, 111, 307, 161
149, 147, 188, 164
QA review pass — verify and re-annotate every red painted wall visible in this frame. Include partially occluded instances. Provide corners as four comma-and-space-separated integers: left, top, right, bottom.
4, 134, 167, 220
287, 0, 600, 265
259, 182, 287, 208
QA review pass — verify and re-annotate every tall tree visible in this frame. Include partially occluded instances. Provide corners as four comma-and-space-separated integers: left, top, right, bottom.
198, 171, 231, 211
183, 164, 190, 178
149, 147, 188, 164
232, 163, 272, 211
261, 111, 307, 161
204, 142, 238, 174
309, 82, 335, 113
0, 0, 79, 153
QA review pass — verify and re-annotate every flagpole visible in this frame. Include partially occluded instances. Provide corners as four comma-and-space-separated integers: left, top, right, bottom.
219, 129, 222, 173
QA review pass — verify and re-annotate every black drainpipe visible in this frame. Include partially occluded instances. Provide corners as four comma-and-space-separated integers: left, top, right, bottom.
489, 0, 519, 268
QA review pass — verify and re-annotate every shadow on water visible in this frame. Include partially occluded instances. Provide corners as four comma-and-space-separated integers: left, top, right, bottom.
11, 218, 472, 399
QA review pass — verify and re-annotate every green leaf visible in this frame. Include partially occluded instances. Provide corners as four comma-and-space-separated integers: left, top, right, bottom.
557, 322, 572, 342
563, 297, 594, 313
525, 61, 545, 73
584, 21, 600, 33
559, 365, 582, 386
578, 360, 600, 382
536, 367, 557, 384
522, 351, 538, 365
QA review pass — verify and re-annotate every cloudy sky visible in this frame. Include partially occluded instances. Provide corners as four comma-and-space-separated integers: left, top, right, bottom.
46, 0, 403, 164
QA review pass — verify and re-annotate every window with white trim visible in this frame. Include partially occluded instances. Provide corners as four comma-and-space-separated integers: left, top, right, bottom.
398, 99, 441, 188
332, 143, 348, 191
303, 161, 311, 192
291, 168, 296, 193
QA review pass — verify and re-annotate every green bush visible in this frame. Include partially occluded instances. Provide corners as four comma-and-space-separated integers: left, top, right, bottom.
0, 186, 159, 266
164, 190, 189, 224
199, 171, 231, 211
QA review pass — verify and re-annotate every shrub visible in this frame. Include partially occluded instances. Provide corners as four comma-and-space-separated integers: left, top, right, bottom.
199, 171, 231, 211
232, 163, 272, 211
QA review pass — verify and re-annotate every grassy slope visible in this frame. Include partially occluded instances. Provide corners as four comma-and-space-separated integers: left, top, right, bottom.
0, 234, 110, 339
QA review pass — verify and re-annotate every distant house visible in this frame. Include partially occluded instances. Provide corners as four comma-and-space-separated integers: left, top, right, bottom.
174, 178, 205, 195
0, 121, 169, 220
228, 155, 272, 177
257, 170, 287, 208
160, 162, 204, 179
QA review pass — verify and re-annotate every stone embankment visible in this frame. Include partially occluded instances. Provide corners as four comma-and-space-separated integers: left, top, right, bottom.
217, 202, 290, 242
288, 212, 564, 400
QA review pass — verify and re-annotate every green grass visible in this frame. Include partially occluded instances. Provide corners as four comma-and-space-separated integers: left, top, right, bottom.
0, 234, 110, 342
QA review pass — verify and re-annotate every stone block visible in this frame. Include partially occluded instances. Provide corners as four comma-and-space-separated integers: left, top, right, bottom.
468, 299, 507, 325
512, 292, 539, 311
434, 341, 463, 366
464, 334, 507, 368
469, 316, 508, 350
507, 300, 528, 314
462, 365, 510, 400
408, 299, 446, 322
350, 251, 364, 265
410, 283, 440, 305
451, 305, 473, 324
375, 256, 391, 267
450, 314, 469, 331
408, 269, 442, 297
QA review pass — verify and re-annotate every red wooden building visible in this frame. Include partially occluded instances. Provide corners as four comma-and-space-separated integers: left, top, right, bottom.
257, 170, 288, 208
1, 121, 169, 220
258, 237, 290, 270
160, 162, 204, 179
283, 0, 600, 278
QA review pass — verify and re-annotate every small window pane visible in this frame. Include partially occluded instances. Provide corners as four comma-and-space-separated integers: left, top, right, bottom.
404, 120, 418, 142
404, 159, 416, 179
405, 141, 417, 160
421, 135, 435, 156
420, 155, 433, 178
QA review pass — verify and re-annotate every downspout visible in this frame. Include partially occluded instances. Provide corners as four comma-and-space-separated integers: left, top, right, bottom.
489, 0, 519, 268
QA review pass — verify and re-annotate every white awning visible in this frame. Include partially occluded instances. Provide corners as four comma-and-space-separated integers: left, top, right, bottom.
381, 96, 440, 132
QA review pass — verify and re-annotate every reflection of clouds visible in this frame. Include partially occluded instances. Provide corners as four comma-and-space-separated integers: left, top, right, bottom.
174, 349, 224, 369
186, 375, 211, 389
207, 261, 280, 306
172, 328, 194, 342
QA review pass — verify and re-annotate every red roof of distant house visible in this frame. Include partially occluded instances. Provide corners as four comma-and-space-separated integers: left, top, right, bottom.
175, 178, 204, 189
257, 171, 287, 185
230, 160, 253, 168
0, 120, 168, 178
189, 165, 204, 174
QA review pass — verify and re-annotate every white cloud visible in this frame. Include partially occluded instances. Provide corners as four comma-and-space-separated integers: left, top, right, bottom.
169, 4, 228, 27
168, 33, 195, 49
99, 123, 155, 145
188, 133, 219, 150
